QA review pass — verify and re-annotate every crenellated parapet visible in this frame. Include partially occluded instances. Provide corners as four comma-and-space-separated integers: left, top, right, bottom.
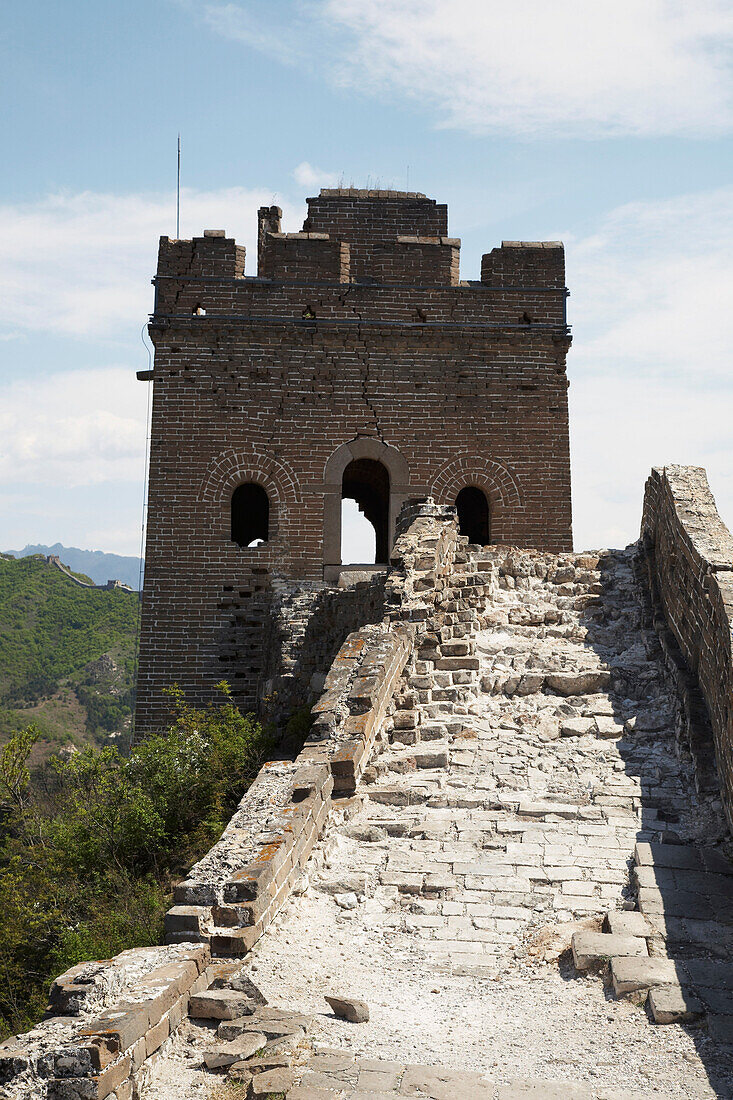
156, 229, 246, 280
152, 189, 567, 316
481, 240, 566, 288
258, 232, 351, 283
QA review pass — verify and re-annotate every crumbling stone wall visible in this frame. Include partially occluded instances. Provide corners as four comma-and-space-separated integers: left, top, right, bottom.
0, 944, 210, 1100
164, 500, 476, 955
10, 471, 733, 1097
0, 503, 469, 1099
258, 573, 387, 723
641, 465, 733, 827
136, 187, 572, 734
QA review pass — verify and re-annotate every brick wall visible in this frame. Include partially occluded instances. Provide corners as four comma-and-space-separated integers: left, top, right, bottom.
259, 574, 387, 723
136, 188, 572, 734
0, 944, 211, 1100
640, 465, 733, 827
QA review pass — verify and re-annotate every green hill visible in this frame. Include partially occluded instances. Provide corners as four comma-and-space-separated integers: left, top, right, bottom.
0, 554, 138, 752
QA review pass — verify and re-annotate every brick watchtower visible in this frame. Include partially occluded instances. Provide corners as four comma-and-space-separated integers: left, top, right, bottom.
135, 189, 572, 733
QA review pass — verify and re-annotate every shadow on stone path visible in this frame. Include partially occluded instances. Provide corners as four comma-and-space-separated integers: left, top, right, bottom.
568, 546, 733, 1098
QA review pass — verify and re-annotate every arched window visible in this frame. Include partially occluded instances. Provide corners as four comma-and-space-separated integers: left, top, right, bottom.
341, 459, 390, 564
231, 483, 269, 547
456, 486, 491, 545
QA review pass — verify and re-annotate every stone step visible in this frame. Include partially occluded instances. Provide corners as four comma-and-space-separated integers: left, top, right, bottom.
382, 747, 450, 772
571, 931, 648, 971
611, 956, 679, 997
605, 911, 653, 937
647, 984, 704, 1024
283, 1052, 651, 1099
517, 797, 587, 820
368, 786, 434, 807
635, 841, 733, 876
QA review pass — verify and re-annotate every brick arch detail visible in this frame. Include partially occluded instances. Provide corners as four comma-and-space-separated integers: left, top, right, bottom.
430, 456, 523, 509
322, 436, 413, 571
198, 449, 302, 508
322, 436, 411, 490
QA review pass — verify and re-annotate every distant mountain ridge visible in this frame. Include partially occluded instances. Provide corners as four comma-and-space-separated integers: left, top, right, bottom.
5, 543, 143, 591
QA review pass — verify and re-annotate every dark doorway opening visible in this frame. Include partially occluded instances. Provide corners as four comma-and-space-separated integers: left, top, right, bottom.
341, 458, 390, 563
231, 483, 269, 547
456, 486, 491, 545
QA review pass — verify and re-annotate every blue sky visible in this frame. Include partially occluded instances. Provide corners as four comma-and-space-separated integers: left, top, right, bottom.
1, 0, 732, 555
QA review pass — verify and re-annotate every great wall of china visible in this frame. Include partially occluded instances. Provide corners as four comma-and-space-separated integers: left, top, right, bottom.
2, 190, 733, 1099
0, 553, 134, 594
4, 465, 733, 1099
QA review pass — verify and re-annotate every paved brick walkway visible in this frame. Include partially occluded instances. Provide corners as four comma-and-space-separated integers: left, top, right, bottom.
284, 1049, 648, 1098
143, 547, 733, 1099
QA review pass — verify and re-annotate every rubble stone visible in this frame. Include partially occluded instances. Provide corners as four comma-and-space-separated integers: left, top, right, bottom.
325, 996, 370, 1023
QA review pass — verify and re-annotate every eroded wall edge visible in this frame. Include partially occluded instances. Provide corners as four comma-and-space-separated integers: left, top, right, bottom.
641, 465, 733, 828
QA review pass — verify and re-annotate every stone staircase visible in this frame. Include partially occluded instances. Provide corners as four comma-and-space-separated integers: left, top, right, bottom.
140, 541, 733, 1099
346, 548, 720, 981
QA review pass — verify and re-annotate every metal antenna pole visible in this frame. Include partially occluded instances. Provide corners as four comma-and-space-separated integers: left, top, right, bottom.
176, 134, 181, 238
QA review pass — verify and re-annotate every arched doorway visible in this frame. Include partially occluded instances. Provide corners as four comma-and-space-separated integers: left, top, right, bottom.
322, 437, 412, 579
341, 458, 390, 564
456, 486, 491, 545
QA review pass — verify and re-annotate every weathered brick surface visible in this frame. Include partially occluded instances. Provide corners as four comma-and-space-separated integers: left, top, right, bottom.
10, 469, 733, 1098
0, 945, 209, 1099
136, 187, 572, 733
641, 466, 733, 825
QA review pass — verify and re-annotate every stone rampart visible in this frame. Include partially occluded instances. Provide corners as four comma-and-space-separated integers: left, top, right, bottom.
164, 499, 468, 955
9, 470, 733, 1098
0, 944, 210, 1100
641, 465, 733, 827
46, 556, 134, 593
0, 501, 477, 1098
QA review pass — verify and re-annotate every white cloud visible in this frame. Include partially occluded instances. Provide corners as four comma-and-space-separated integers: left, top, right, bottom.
0, 188, 302, 339
571, 373, 733, 551
293, 162, 339, 190
0, 367, 148, 489
568, 187, 733, 382
202, 0, 733, 137
568, 186, 733, 548
202, 2, 301, 64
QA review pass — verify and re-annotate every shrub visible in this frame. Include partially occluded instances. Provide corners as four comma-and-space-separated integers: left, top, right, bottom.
0, 685, 275, 1039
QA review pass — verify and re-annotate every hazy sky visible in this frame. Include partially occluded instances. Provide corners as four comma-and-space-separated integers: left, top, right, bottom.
1, 1, 732, 556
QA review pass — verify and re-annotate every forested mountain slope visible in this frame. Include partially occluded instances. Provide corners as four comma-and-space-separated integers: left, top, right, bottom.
0, 554, 138, 753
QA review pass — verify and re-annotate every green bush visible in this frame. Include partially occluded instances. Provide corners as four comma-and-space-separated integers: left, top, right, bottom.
0, 686, 275, 1040
75, 683, 133, 735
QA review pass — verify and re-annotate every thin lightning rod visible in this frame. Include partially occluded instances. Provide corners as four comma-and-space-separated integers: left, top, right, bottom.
176, 134, 181, 239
